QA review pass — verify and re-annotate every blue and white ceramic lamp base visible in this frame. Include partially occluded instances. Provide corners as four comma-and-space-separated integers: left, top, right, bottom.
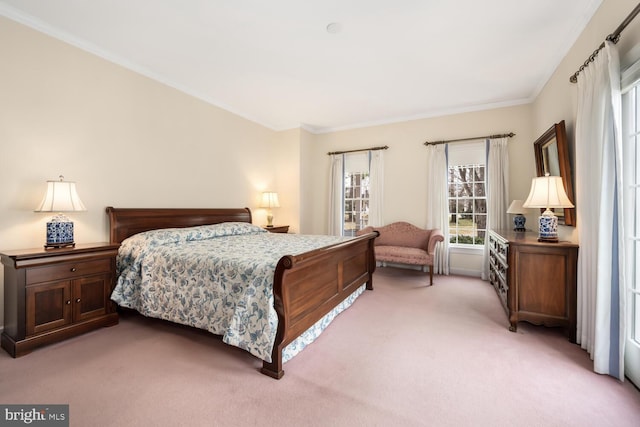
45, 214, 75, 249
537, 210, 558, 242
513, 214, 526, 232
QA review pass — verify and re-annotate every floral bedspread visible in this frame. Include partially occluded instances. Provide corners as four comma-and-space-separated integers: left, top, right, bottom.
111, 222, 360, 362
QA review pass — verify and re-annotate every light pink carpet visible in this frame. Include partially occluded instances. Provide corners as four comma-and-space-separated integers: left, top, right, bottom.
1, 269, 639, 426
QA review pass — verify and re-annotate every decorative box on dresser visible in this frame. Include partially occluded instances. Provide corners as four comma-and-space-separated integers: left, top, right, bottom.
488, 229, 579, 342
1, 243, 120, 357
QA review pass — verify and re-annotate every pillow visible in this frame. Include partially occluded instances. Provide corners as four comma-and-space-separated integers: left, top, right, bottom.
183, 222, 266, 241
119, 222, 266, 257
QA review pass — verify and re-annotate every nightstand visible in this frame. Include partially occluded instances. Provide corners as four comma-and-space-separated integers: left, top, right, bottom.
263, 225, 289, 233
1, 242, 120, 357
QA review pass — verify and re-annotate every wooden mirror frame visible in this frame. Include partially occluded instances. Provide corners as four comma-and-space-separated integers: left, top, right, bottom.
533, 120, 575, 226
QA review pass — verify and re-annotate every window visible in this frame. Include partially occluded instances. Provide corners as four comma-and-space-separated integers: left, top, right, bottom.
344, 171, 369, 235
343, 153, 370, 236
447, 142, 486, 246
621, 64, 640, 385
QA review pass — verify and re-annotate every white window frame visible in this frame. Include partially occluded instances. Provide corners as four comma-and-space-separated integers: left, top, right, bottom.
342, 152, 370, 236
447, 141, 487, 248
621, 60, 640, 386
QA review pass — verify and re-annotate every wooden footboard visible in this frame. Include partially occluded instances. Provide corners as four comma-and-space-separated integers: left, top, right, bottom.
261, 231, 378, 379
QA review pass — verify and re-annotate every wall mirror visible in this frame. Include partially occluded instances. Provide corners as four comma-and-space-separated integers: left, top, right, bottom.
533, 120, 575, 226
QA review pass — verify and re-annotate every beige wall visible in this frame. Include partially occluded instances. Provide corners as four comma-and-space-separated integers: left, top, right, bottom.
272, 127, 302, 233
0, 17, 289, 325
298, 128, 317, 234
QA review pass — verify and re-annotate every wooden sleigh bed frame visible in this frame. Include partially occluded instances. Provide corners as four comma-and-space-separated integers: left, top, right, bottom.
106, 207, 377, 379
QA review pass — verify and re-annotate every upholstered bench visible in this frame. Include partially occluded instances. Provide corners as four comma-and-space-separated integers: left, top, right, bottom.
357, 222, 444, 285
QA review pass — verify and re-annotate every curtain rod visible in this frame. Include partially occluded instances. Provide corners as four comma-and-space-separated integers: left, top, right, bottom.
327, 145, 389, 155
569, 3, 640, 83
423, 132, 515, 146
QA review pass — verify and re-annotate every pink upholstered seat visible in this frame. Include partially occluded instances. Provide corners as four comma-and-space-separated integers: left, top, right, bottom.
374, 246, 433, 265
357, 222, 444, 285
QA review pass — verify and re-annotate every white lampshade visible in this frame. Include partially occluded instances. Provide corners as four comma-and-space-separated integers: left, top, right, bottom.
522, 175, 573, 242
35, 176, 86, 212
522, 175, 574, 209
506, 199, 526, 214
260, 192, 280, 209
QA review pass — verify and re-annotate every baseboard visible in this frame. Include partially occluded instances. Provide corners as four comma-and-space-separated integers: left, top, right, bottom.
449, 267, 483, 278
377, 262, 483, 278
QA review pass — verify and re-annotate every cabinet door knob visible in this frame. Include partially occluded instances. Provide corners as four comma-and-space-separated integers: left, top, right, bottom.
66, 300, 71, 305
75, 298, 81, 303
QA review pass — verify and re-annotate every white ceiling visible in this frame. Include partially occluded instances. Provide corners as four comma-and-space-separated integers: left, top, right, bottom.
0, 0, 603, 133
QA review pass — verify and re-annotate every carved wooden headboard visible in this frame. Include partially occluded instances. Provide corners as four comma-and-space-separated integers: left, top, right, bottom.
105, 207, 252, 244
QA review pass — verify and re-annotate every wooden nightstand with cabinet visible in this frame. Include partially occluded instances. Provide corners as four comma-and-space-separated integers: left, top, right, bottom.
1, 243, 120, 357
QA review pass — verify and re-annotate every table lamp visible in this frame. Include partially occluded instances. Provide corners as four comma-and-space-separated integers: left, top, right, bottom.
34, 175, 86, 248
260, 192, 280, 227
522, 174, 574, 242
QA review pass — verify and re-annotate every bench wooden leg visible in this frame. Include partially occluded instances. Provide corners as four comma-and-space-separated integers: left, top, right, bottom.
421, 265, 434, 286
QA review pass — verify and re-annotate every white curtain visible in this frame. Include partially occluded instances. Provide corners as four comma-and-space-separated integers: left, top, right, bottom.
425, 144, 449, 275
482, 137, 510, 280
368, 150, 384, 227
575, 41, 626, 380
328, 154, 344, 236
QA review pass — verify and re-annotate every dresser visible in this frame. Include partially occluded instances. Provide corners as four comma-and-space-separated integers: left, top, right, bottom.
488, 229, 578, 342
1, 243, 120, 357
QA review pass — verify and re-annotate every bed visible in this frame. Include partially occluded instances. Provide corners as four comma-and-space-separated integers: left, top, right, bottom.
106, 207, 378, 379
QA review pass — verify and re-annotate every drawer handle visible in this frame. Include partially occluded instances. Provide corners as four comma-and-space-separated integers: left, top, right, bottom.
75, 298, 81, 303
70, 267, 77, 272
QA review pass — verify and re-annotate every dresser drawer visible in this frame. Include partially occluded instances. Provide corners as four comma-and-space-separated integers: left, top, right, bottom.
490, 233, 508, 264
26, 258, 111, 284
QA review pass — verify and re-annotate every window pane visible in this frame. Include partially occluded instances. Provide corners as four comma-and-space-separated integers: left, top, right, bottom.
633, 240, 639, 292
475, 199, 487, 213
457, 223, 475, 244
458, 199, 473, 214
635, 87, 640, 128
448, 184, 456, 197
634, 293, 640, 342
474, 182, 486, 197
636, 135, 640, 187
475, 214, 487, 230
449, 199, 457, 214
